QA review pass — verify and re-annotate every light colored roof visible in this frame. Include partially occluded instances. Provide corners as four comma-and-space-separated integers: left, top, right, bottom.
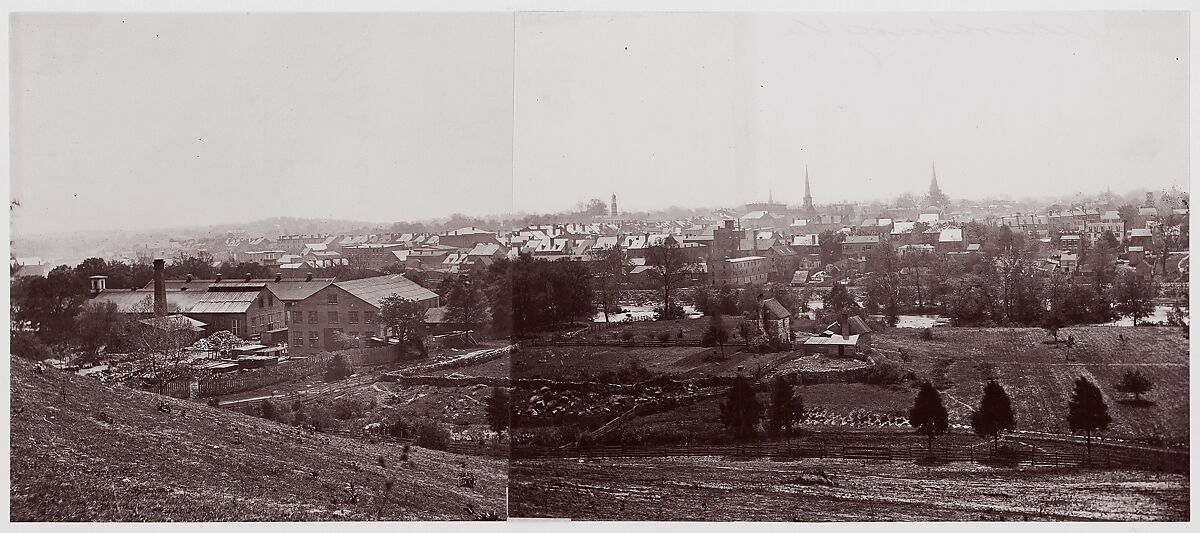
891, 221, 916, 234
725, 256, 766, 263
792, 234, 819, 247
333, 274, 438, 308
1138, 207, 1159, 216
803, 334, 861, 346
918, 213, 940, 223
146, 278, 333, 302
1129, 228, 1152, 238
843, 235, 880, 245
188, 290, 262, 314
791, 270, 809, 284
139, 314, 206, 332
1060, 234, 1081, 240
938, 228, 963, 243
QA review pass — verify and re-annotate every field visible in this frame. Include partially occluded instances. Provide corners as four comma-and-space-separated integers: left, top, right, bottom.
510, 456, 1189, 521
9, 357, 507, 521
514, 344, 793, 382
873, 326, 1190, 446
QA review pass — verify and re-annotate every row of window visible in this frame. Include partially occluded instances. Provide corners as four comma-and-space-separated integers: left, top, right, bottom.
291, 329, 369, 348
291, 309, 374, 325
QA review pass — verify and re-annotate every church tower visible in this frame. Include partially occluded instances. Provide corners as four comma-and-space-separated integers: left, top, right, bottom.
927, 162, 948, 209
803, 166, 815, 218
610, 193, 618, 217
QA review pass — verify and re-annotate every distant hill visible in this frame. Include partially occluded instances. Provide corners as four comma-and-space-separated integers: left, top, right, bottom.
8, 357, 507, 521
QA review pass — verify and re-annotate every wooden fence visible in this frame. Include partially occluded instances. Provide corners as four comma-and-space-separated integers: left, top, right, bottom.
529, 338, 705, 348
197, 354, 333, 397
513, 441, 1188, 474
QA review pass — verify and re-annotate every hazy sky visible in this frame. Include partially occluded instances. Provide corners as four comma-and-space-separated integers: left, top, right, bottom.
10, 12, 1189, 235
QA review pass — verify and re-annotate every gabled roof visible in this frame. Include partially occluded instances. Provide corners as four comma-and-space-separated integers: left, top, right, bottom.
138, 314, 206, 332
332, 274, 438, 308
760, 298, 791, 320
1129, 228, 1153, 238
822, 315, 872, 337
145, 278, 334, 302
843, 235, 880, 245
791, 270, 809, 284
891, 221, 916, 235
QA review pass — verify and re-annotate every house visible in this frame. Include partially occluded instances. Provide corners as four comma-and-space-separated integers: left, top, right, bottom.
11, 257, 52, 278
288, 274, 440, 354
756, 297, 792, 345
1059, 234, 1082, 254
1128, 228, 1154, 249
801, 314, 872, 358
841, 235, 879, 257
438, 227, 499, 249
710, 256, 768, 286
790, 270, 810, 287
1059, 253, 1079, 274
936, 228, 965, 253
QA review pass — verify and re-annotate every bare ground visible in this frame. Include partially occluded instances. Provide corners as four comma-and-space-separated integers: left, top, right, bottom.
510, 456, 1189, 521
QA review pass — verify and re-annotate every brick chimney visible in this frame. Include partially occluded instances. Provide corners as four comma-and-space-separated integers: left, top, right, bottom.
841, 312, 850, 340
153, 259, 167, 317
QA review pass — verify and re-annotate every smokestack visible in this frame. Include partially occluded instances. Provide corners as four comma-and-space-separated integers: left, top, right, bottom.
841, 312, 850, 340
275, 273, 282, 282
244, 272, 252, 282
153, 259, 167, 318
185, 273, 193, 283
215, 273, 222, 283
305, 272, 313, 282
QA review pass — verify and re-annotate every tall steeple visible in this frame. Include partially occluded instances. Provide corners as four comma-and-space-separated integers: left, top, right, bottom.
803, 166, 815, 216
927, 161, 948, 209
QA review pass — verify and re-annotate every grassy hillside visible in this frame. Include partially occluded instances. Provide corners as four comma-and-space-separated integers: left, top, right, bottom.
9, 357, 507, 521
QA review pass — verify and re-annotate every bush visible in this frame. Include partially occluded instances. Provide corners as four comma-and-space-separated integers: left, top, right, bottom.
259, 399, 291, 424
656, 331, 671, 342
324, 353, 354, 382
332, 397, 368, 420
11, 331, 54, 361
862, 358, 909, 387
620, 331, 635, 341
391, 417, 451, 450
919, 328, 934, 341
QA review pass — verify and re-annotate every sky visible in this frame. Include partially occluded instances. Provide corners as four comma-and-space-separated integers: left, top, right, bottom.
9, 11, 1190, 236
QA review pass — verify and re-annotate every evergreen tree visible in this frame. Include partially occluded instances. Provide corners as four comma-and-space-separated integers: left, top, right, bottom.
719, 375, 762, 453
766, 376, 804, 442
970, 380, 1015, 453
909, 381, 949, 455
484, 386, 511, 435
1067, 377, 1112, 463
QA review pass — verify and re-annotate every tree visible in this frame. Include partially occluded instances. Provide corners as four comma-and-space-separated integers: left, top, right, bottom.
378, 296, 427, 358
446, 278, 488, 330
645, 236, 691, 320
702, 313, 730, 356
719, 375, 762, 453
908, 381, 949, 455
484, 386, 511, 436
1116, 370, 1154, 404
1041, 309, 1066, 344
12, 265, 86, 344
766, 376, 804, 443
818, 230, 845, 266
819, 282, 860, 323
324, 353, 354, 382
1067, 377, 1112, 463
75, 300, 129, 360
1111, 271, 1157, 326
970, 380, 1015, 453
590, 244, 628, 323
1165, 300, 1189, 327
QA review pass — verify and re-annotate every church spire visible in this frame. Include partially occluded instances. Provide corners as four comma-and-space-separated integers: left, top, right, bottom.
803, 165, 815, 216
927, 161, 948, 209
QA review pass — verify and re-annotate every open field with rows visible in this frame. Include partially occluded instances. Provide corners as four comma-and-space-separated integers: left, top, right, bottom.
9, 357, 507, 521
873, 326, 1189, 446
510, 456, 1189, 521
513, 344, 795, 382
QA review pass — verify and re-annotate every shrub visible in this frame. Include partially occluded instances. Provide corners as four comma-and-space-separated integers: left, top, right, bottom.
324, 353, 354, 382
656, 331, 671, 342
677, 329, 684, 339
11, 332, 53, 361
620, 331, 635, 341
332, 397, 368, 420
259, 399, 291, 424
863, 358, 908, 386
307, 403, 335, 431
919, 328, 934, 341
412, 418, 451, 450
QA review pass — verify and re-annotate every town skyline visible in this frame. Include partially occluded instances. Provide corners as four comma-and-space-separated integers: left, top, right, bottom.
10, 11, 1189, 236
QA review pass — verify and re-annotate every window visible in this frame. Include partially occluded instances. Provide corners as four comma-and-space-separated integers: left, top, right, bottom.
349, 311, 359, 324
327, 293, 338, 304
293, 311, 303, 323
365, 311, 375, 324
328, 311, 339, 324
259, 295, 264, 308
308, 311, 318, 323
268, 293, 274, 306
293, 331, 304, 347
231, 319, 239, 336
309, 331, 320, 345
